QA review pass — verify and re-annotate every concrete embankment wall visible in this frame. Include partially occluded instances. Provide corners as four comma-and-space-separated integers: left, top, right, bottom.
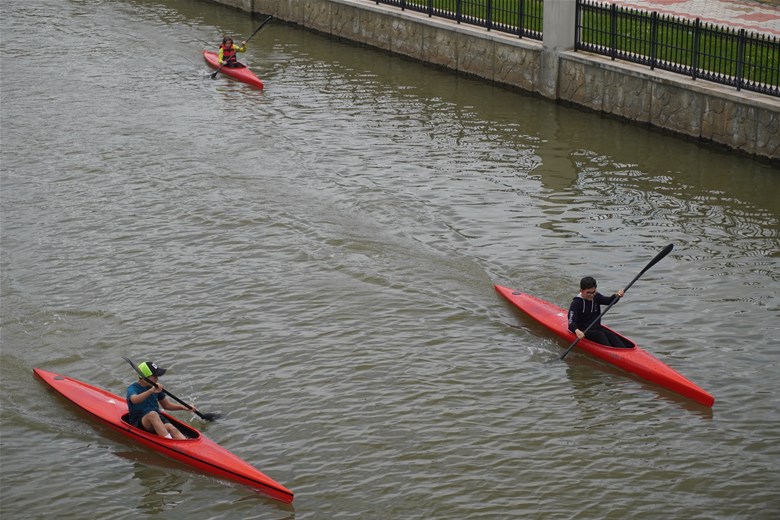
216, 0, 780, 162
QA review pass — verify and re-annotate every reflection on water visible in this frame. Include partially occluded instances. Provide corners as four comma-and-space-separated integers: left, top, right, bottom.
564, 357, 715, 419
116, 452, 189, 514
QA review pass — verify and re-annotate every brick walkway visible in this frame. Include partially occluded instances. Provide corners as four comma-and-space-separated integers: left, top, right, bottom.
612, 0, 780, 36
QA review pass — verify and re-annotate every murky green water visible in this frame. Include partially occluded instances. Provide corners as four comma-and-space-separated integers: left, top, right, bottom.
2, 0, 779, 518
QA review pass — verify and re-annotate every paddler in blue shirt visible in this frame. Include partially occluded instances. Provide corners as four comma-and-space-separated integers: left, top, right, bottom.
568, 276, 629, 348
126, 361, 194, 440
218, 37, 247, 68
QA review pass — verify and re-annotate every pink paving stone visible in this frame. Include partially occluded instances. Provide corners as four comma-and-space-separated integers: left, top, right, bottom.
612, 0, 780, 36
634, 0, 689, 4
739, 13, 780, 22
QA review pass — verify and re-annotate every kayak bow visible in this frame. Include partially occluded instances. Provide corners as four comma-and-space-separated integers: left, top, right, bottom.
33, 368, 293, 503
495, 285, 714, 407
203, 50, 264, 90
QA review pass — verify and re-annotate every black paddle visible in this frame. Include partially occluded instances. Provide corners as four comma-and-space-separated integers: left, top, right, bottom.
560, 244, 674, 360
210, 15, 273, 79
122, 356, 221, 421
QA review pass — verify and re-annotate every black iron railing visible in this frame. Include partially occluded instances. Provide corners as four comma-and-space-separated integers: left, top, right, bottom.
576, 0, 780, 96
373, 0, 543, 40
370, 0, 780, 97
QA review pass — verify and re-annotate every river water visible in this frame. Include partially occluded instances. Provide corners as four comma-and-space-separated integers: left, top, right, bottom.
1, 0, 779, 518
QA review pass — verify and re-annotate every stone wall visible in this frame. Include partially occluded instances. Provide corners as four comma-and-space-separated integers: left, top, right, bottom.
557, 52, 780, 158
217, 0, 253, 13
220, 0, 780, 161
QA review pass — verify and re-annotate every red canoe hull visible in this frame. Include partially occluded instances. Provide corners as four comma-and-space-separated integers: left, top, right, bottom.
495, 285, 714, 407
203, 50, 264, 90
33, 368, 293, 502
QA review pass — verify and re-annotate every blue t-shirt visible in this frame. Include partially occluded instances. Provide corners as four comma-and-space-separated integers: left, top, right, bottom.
126, 381, 166, 427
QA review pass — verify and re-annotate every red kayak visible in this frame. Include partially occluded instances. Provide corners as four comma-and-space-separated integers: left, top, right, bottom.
33, 368, 294, 502
495, 286, 715, 407
203, 50, 264, 90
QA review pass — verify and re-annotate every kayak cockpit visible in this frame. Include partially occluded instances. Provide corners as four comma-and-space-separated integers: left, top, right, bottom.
120, 413, 200, 440
608, 330, 636, 349
571, 327, 636, 349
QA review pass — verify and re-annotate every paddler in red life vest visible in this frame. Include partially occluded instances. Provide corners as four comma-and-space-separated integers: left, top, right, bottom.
218, 37, 247, 68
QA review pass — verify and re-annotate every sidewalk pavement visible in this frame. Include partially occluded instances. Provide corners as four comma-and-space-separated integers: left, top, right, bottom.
613, 0, 780, 36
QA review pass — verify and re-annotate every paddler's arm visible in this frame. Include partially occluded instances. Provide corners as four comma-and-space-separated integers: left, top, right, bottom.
128, 384, 162, 404
160, 394, 197, 413
236, 41, 246, 52
597, 290, 624, 305
567, 306, 583, 339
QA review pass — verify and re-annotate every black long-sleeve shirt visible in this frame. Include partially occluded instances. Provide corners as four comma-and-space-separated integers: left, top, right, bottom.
567, 292, 619, 333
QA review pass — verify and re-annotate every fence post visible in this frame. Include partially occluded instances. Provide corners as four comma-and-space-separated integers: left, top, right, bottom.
610, 3, 617, 60
691, 18, 700, 80
736, 28, 746, 91
518, 0, 525, 38
456, 0, 462, 24
574, 0, 581, 51
650, 11, 658, 70
487, 0, 493, 32
427, 0, 432, 17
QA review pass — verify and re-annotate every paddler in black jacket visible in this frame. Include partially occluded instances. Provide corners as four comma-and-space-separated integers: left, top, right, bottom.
568, 276, 629, 348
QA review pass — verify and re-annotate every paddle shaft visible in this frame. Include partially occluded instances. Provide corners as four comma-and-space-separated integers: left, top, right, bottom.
560, 244, 674, 360
210, 15, 273, 78
122, 357, 215, 421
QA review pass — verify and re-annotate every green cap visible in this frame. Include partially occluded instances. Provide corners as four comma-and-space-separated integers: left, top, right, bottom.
138, 361, 166, 378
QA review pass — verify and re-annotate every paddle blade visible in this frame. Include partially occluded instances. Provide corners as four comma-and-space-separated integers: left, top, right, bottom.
199, 412, 221, 422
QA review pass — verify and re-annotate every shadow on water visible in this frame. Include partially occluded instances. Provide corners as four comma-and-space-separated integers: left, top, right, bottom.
114, 451, 296, 515
114, 451, 190, 513
561, 355, 715, 418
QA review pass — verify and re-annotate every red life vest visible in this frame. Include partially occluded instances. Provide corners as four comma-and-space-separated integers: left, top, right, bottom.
220, 44, 237, 64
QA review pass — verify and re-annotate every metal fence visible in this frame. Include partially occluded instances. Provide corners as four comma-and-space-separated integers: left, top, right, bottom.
371, 0, 780, 97
577, 0, 780, 97
373, 0, 543, 40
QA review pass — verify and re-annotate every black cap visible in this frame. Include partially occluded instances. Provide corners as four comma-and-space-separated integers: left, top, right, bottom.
139, 361, 167, 378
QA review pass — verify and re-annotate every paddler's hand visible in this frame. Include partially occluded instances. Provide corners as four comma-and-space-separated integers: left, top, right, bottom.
240, 40, 246, 46
152, 383, 164, 394
616, 289, 625, 298
575, 329, 585, 340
